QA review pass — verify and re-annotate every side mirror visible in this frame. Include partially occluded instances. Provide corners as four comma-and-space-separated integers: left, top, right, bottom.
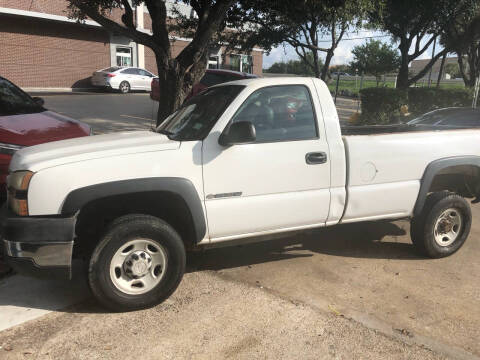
32, 97, 45, 107
219, 121, 256, 147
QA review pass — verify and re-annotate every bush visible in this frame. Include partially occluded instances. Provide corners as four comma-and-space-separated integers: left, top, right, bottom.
359, 88, 407, 125
407, 88, 472, 114
359, 87, 473, 125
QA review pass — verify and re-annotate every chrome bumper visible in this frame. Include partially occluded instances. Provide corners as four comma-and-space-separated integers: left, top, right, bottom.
1, 210, 76, 279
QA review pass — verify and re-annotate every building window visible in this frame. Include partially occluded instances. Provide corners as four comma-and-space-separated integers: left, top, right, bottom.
208, 56, 219, 69
116, 47, 132, 66
229, 54, 253, 73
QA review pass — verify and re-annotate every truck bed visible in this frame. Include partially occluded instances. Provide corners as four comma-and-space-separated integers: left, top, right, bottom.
341, 124, 477, 136
339, 127, 480, 223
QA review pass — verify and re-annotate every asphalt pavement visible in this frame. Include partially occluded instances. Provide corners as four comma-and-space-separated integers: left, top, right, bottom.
39, 91, 158, 133
38, 91, 357, 133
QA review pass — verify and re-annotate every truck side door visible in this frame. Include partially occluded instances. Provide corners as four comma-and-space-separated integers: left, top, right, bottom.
202, 82, 331, 241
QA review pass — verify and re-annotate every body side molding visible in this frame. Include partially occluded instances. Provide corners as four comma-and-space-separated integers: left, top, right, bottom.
61, 177, 206, 242
413, 156, 480, 217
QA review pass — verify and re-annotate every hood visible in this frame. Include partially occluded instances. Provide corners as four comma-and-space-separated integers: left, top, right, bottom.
10, 131, 179, 172
0, 111, 90, 146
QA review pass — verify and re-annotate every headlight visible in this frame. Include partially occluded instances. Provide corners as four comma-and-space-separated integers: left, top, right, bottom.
0, 143, 24, 155
7, 171, 34, 216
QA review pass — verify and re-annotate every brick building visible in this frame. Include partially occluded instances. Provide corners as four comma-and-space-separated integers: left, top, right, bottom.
0, 0, 263, 90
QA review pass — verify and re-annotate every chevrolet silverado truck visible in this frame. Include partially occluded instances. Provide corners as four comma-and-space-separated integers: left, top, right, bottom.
3, 77, 480, 311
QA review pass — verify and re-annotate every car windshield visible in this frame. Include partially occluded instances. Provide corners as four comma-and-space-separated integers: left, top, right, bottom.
0, 78, 44, 116
156, 85, 244, 141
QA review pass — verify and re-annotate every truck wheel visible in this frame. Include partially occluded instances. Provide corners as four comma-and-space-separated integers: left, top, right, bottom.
88, 214, 186, 311
410, 192, 471, 258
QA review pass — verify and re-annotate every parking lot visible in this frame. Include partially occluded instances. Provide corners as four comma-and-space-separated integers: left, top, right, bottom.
33, 91, 358, 134
0, 92, 478, 359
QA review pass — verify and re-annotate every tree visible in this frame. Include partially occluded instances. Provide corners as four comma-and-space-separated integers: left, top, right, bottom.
370, 0, 471, 89
444, 63, 461, 79
441, 0, 480, 87
265, 53, 321, 76
228, 0, 372, 81
351, 39, 400, 85
67, 0, 237, 125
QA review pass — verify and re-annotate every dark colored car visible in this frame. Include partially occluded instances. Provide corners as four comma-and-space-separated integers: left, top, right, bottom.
0, 76, 91, 199
150, 69, 258, 102
407, 107, 480, 127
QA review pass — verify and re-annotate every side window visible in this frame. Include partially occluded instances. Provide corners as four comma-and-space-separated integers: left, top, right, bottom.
231, 85, 318, 142
122, 68, 140, 75
139, 69, 153, 77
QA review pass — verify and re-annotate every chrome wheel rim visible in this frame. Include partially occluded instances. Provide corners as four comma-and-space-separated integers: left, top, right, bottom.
110, 239, 167, 295
120, 83, 129, 93
433, 208, 462, 247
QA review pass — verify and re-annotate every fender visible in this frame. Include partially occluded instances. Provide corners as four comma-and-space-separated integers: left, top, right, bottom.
413, 156, 480, 217
61, 177, 206, 242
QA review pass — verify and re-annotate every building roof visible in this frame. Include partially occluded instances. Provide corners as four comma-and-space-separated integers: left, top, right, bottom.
410, 57, 459, 74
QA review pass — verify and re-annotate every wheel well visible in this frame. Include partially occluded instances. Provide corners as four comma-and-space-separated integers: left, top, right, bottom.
428, 165, 480, 198
73, 191, 197, 258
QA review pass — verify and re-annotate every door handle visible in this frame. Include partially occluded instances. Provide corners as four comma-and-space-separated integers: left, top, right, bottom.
305, 152, 327, 165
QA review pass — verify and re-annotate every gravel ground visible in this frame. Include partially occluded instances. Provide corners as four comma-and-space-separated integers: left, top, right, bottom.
0, 271, 446, 360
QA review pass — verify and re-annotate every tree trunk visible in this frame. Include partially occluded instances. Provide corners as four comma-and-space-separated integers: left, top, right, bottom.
321, 49, 334, 81
397, 40, 410, 90
155, 55, 186, 126
436, 52, 447, 87
458, 53, 474, 87
312, 50, 321, 78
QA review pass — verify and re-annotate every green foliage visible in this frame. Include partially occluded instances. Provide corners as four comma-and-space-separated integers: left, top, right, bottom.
444, 63, 461, 79
440, 0, 480, 87
265, 54, 322, 76
359, 88, 407, 124
351, 40, 400, 84
228, 0, 374, 79
359, 87, 473, 124
370, 0, 472, 88
407, 88, 472, 114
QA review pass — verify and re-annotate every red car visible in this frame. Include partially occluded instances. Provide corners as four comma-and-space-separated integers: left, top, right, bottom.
150, 69, 258, 102
0, 76, 91, 200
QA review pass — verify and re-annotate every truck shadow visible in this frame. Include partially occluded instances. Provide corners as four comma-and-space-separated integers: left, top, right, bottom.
187, 220, 421, 273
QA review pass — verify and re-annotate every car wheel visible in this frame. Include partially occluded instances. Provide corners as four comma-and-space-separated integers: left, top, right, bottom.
88, 214, 186, 311
119, 81, 131, 94
410, 192, 471, 258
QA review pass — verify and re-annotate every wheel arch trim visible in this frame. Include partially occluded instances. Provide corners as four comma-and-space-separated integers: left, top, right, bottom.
414, 156, 480, 216
61, 177, 206, 243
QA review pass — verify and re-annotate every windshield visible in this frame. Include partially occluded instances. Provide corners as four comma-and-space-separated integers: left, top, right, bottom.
0, 78, 44, 116
156, 85, 244, 141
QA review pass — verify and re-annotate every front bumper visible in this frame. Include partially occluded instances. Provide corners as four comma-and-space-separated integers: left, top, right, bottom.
1, 210, 76, 279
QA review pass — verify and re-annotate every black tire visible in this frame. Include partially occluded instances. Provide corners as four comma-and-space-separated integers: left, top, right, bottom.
88, 214, 186, 311
410, 192, 471, 258
119, 81, 130, 94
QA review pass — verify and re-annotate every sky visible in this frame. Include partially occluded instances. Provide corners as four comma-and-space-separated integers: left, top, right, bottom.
262, 30, 441, 70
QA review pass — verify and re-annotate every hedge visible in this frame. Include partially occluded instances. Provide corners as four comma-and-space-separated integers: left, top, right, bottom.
358, 87, 473, 125
359, 88, 407, 125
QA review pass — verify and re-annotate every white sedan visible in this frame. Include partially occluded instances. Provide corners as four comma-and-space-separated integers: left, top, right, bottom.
91, 66, 157, 93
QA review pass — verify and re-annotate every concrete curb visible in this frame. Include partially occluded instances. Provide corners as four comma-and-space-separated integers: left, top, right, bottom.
22, 87, 97, 93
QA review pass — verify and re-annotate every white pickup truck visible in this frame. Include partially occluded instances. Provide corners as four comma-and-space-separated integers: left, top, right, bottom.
3, 78, 480, 311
